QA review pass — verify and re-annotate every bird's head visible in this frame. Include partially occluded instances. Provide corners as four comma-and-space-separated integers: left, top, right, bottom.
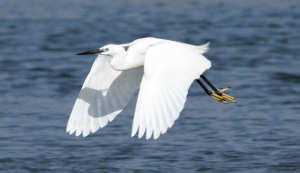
77, 44, 125, 57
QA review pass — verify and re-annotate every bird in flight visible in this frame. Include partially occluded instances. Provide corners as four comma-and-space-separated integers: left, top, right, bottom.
66, 37, 236, 140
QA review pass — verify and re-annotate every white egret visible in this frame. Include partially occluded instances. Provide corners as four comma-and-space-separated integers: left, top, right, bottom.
66, 37, 236, 140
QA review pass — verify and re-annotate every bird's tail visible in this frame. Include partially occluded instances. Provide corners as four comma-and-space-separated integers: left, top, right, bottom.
196, 42, 210, 54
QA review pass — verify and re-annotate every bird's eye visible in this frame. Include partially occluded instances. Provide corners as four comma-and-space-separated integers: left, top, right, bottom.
104, 48, 109, 52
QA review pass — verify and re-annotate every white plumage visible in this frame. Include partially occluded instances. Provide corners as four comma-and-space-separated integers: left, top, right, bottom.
66, 37, 211, 139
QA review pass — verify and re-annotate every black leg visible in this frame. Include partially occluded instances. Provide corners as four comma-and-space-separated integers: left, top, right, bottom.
196, 79, 211, 96
197, 75, 236, 103
196, 78, 227, 103
200, 75, 222, 96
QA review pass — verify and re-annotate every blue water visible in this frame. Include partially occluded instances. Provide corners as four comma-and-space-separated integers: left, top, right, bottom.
1, 0, 300, 172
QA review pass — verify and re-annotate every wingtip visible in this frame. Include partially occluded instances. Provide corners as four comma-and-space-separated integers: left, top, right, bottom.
131, 132, 136, 138
153, 134, 160, 140
66, 127, 75, 136
146, 135, 151, 140
82, 132, 89, 138
75, 130, 82, 137
131, 130, 161, 140
138, 133, 144, 139
146, 130, 153, 140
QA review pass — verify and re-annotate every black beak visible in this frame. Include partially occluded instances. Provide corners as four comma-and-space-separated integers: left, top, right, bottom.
76, 49, 103, 55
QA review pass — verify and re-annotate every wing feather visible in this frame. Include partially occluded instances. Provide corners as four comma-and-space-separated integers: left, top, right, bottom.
66, 55, 143, 137
132, 42, 211, 139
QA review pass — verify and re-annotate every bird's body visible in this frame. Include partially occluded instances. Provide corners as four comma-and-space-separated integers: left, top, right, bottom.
110, 37, 209, 71
67, 37, 235, 139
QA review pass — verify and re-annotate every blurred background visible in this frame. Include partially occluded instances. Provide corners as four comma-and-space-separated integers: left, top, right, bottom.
1, 0, 300, 172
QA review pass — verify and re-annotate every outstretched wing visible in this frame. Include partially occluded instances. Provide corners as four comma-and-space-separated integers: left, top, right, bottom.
131, 42, 211, 140
67, 55, 143, 137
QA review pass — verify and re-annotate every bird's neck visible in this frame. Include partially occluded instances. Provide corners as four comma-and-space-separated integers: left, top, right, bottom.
110, 52, 143, 71
110, 52, 128, 71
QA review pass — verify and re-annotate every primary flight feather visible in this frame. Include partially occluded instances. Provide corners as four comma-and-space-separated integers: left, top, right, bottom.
66, 37, 235, 140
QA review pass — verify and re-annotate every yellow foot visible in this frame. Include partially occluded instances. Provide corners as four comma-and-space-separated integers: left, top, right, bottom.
210, 91, 227, 104
209, 88, 237, 104
217, 88, 237, 103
